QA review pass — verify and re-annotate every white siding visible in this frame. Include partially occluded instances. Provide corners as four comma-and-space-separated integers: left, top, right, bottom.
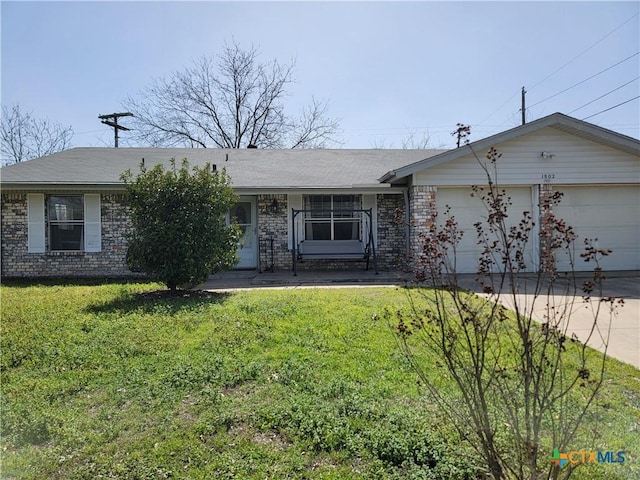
27, 194, 46, 253
414, 127, 640, 186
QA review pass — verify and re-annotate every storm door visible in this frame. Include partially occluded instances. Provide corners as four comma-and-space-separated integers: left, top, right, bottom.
230, 197, 257, 269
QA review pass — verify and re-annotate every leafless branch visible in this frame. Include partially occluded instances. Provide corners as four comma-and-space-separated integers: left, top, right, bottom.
391, 145, 616, 479
1, 104, 73, 165
123, 41, 339, 149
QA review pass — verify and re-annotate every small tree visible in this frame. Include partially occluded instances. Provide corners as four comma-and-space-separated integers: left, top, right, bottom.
121, 158, 240, 290
392, 146, 621, 479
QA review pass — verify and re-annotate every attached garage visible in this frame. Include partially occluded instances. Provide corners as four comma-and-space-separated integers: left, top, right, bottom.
383, 113, 640, 274
436, 186, 536, 274
554, 185, 640, 271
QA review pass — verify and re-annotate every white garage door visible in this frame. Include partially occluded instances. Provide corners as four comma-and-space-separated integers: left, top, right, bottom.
554, 186, 640, 272
436, 187, 536, 274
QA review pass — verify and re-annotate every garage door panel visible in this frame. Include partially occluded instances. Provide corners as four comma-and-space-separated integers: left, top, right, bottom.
436, 187, 535, 274
554, 186, 639, 271
556, 187, 638, 206
559, 208, 636, 228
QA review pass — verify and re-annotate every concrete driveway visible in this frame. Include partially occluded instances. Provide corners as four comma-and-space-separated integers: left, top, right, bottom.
457, 272, 640, 369
200, 270, 639, 369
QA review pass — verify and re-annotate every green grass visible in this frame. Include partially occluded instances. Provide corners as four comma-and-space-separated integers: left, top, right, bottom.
1, 281, 638, 479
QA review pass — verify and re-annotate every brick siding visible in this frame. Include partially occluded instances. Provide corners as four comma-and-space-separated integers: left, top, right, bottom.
1, 192, 138, 278
408, 185, 437, 267
2, 191, 408, 278
257, 194, 290, 272
376, 194, 407, 270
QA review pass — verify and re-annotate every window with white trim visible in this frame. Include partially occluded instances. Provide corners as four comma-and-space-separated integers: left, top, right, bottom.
303, 195, 361, 240
26, 193, 102, 253
48, 196, 84, 251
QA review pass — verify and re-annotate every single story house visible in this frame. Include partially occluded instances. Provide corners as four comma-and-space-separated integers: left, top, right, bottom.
2, 112, 639, 278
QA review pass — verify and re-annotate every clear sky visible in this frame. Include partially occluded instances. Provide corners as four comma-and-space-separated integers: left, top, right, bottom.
2, 1, 639, 149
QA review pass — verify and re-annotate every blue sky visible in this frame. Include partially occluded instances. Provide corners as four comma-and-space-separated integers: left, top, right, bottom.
2, 1, 639, 149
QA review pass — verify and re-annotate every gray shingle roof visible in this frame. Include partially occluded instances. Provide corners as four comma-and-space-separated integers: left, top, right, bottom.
1, 147, 445, 191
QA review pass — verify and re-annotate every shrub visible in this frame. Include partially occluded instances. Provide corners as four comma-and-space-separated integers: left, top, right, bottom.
121, 158, 240, 290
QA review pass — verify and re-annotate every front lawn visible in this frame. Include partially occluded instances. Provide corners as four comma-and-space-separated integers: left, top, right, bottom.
1, 282, 638, 479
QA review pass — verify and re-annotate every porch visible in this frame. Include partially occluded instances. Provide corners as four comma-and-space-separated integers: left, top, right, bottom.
291, 207, 378, 275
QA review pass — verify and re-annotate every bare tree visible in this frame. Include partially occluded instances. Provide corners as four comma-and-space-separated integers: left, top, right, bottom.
370, 130, 433, 149
401, 130, 432, 149
1, 104, 73, 165
124, 42, 340, 149
391, 146, 621, 479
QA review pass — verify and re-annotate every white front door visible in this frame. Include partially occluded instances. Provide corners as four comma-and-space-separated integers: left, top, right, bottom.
230, 197, 258, 269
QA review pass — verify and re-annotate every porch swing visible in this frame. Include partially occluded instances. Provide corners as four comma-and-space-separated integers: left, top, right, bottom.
291, 208, 378, 275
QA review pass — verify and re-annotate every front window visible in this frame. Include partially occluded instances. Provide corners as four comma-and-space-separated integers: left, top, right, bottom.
304, 195, 361, 240
48, 196, 84, 251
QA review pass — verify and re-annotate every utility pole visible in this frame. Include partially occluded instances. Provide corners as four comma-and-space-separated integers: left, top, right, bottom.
521, 87, 526, 125
98, 112, 133, 148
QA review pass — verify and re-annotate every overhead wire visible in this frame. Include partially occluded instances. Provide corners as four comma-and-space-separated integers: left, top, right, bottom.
528, 52, 639, 109
352, 12, 640, 145
476, 89, 521, 126
528, 11, 640, 92
485, 11, 640, 131
348, 12, 640, 145
568, 77, 640, 114
582, 96, 640, 120
74, 128, 109, 135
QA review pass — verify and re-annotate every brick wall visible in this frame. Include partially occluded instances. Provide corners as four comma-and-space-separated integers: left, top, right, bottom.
538, 183, 560, 273
3, 191, 411, 278
376, 194, 407, 270
257, 194, 290, 272
1, 192, 138, 278
408, 185, 437, 267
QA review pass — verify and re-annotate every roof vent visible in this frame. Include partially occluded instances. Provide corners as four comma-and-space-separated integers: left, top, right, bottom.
247, 144, 257, 149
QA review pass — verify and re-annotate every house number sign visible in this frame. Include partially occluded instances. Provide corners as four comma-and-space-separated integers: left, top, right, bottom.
542, 173, 555, 182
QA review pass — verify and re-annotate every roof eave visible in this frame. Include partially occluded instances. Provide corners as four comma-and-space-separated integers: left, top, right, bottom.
378, 171, 396, 183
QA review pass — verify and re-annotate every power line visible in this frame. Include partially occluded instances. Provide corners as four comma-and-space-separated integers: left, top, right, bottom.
75, 128, 109, 135
478, 12, 639, 133
476, 89, 521, 126
529, 52, 639, 108
582, 96, 640, 120
568, 77, 640, 114
529, 12, 640, 92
